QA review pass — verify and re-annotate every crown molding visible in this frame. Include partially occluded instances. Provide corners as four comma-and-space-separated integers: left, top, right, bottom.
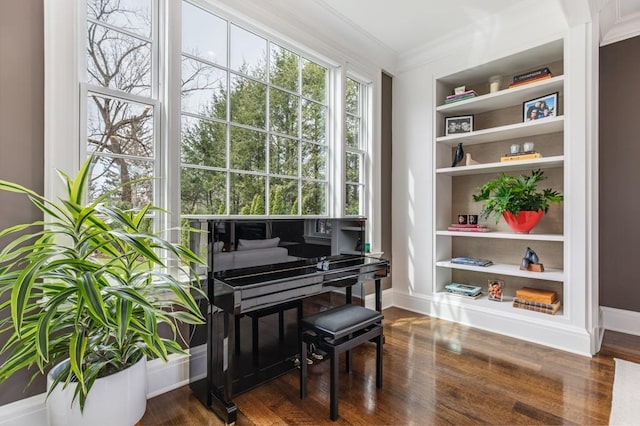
600, 0, 640, 46
201, 0, 397, 74
396, 0, 567, 74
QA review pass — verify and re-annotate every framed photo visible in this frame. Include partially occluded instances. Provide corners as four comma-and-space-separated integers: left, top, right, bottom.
445, 115, 473, 136
523, 92, 557, 122
488, 279, 504, 302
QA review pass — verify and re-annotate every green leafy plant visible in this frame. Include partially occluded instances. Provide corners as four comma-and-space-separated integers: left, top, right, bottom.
472, 169, 563, 222
0, 158, 206, 409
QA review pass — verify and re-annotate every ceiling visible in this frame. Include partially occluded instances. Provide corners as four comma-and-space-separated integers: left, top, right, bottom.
312, 0, 640, 53
315, 0, 529, 54
218, 0, 640, 70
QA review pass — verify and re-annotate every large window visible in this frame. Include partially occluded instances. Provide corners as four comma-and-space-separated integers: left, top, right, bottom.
83, 0, 159, 226
345, 77, 367, 216
180, 2, 329, 217
80, 0, 370, 228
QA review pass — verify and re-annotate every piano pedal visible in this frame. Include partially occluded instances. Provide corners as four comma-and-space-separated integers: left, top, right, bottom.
293, 356, 314, 369
309, 343, 324, 360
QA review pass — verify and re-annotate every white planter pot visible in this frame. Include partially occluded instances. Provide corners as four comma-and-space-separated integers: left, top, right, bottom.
46, 356, 147, 426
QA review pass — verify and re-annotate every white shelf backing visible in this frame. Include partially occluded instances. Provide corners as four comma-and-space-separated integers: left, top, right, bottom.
435, 260, 564, 282
436, 155, 564, 176
436, 116, 564, 147
436, 75, 564, 115
436, 230, 564, 241
434, 292, 565, 320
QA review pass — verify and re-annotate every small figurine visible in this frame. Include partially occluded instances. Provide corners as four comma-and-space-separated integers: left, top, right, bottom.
520, 247, 544, 272
452, 142, 464, 167
465, 153, 479, 166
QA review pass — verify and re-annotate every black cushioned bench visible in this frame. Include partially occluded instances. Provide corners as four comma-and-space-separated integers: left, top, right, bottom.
299, 304, 383, 421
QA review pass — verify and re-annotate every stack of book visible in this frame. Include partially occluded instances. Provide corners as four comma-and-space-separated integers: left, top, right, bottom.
500, 152, 542, 162
450, 257, 493, 267
445, 283, 482, 299
447, 223, 490, 233
444, 90, 478, 104
509, 67, 552, 88
512, 287, 561, 315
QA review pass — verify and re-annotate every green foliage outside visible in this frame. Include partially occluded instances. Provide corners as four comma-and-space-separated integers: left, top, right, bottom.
180, 44, 329, 216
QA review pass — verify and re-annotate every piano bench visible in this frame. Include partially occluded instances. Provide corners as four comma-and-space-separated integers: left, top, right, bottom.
234, 300, 303, 362
299, 305, 383, 421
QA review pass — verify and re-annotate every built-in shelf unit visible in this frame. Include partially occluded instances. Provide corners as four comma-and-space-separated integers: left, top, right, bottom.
433, 39, 568, 330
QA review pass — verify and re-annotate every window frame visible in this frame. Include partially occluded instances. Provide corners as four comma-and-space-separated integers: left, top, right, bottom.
179, 1, 334, 219
79, 0, 164, 230
46, 0, 377, 248
344, 74, 370, 217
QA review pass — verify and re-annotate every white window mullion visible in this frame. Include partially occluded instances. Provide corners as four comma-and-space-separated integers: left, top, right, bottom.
332, 66, 345, 217
164, 0, 182, 242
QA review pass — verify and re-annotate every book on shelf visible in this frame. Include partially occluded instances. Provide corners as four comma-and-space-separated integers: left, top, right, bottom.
445, 89, 477, 100
513, 298, 561, 315
509, 74, 552, 88
445, 282, 482, 297
444, 95, 477, 104
500, 152, 542, 162
447, 291, 483, 300
515, 287, 557, 304
450, 257, 493, 267
513, 67, 551, 82
447, 226, 491, 232
444, 90, 478, 104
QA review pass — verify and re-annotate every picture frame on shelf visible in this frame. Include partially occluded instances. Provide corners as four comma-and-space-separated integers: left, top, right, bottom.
523, 92, 557, 122
445, 115, 473, 136
488, 279, 504, 301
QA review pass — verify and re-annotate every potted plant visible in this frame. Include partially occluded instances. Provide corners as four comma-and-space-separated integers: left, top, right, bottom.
472, 169, 563, 233
0, 158, 206, 425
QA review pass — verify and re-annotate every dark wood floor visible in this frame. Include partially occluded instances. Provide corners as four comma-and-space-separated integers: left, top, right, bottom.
141, 307, 640, 425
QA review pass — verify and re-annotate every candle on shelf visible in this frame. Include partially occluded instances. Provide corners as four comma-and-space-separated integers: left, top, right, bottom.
489, 75, 502, 93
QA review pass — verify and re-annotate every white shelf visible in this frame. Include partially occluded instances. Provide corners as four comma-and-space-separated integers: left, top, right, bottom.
436, 116, 564, 147
341, 226, 362, 231
436, 231, 564, 241
434, 292, 565, 320
436, 155, 564, 176
437, 75, 564, 115
436, 260, 564, 282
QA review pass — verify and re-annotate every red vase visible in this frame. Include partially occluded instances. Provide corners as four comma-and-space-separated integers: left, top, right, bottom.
502, 211, 544, 233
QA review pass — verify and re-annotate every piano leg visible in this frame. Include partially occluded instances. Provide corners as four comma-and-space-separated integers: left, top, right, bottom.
207, 309, 238, 425
375, 278, 382, 312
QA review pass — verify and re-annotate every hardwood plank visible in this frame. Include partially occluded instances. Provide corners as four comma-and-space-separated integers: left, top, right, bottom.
142, 307, 633, 425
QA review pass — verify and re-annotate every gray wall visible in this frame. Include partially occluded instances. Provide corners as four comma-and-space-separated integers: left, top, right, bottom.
0, 0, 46, 405
0, 0, 45, 405
599, 35, 640, 311
381, 72, 392, 290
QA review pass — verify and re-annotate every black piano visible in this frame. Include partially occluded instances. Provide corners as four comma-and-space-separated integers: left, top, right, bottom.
188, 219, 390, 424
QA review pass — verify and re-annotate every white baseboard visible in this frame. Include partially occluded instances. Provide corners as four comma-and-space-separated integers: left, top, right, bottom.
0, 346, 205, 426
364, 288, 394, 310
0, 393, 47, 426
392, 289, 594, 356
601, 306, 640, 336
